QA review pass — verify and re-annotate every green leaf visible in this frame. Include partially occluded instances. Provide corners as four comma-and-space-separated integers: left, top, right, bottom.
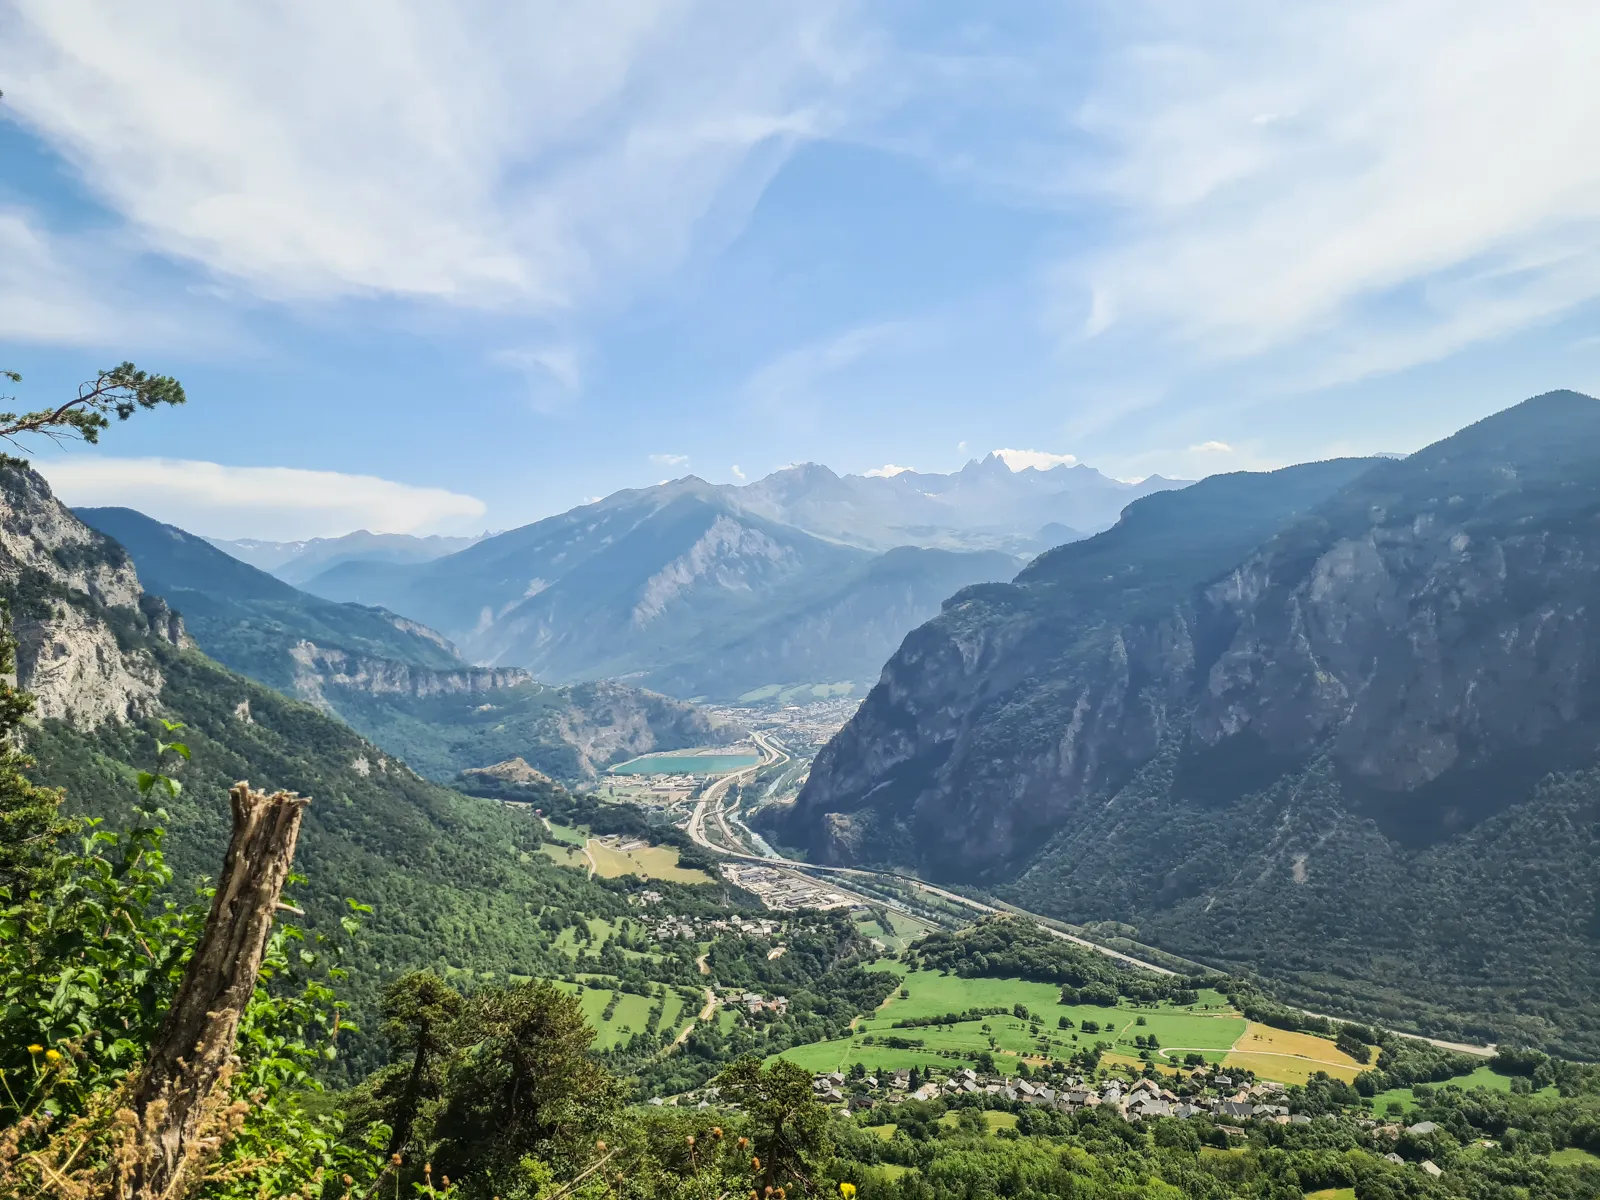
136, 770, 157, 795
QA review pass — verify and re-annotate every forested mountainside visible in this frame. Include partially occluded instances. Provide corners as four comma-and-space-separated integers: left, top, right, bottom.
75, 505, 735, 782
0, 463, 709, 1047
302, 478, 1018, 698
770, 390, 1600, 1057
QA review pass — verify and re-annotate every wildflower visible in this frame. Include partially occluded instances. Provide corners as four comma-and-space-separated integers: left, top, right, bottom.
711, 1127, 724, 1139
390, 1154, 403, 1167
342, 1176, 352, 1187
686, 1135, 696, 1147
840, 1185, 857, 1199
441, 1177, 449, 1188
596, 1139, 607, 1152
44, 1049, 62, 1063
753, 1157, 762, 1171
738, 1137, 750, 1149
26, 1045, 42, 1055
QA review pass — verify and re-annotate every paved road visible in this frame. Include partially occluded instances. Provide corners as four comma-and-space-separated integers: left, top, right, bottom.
680, 734, 1496, 1059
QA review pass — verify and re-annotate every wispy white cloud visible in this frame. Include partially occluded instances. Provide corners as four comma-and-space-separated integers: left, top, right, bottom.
730, 464, 746, 480
491, 345, 583, 414
0, 0, 866, 313
38, 455, 485, 540
0, 208, 220, 347
1188, 440, 1233, 453
1061, 0, 1600, 384
991, 448, 1077, 472
863, 463, 911, 477
650, 452, 690, 467
744, 321, 912, 422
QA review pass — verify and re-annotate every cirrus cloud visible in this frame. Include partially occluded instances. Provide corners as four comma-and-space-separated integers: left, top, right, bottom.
37, 456, 485, 540
0, 0, 865, 312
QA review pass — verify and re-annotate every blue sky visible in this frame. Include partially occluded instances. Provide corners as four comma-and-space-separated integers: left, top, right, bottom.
3, 0, 1600, 539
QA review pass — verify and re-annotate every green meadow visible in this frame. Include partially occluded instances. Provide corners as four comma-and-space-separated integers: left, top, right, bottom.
774, 966, 1244, 1075
1368, 1064, 1550, 1116
551, 980, 687, 1050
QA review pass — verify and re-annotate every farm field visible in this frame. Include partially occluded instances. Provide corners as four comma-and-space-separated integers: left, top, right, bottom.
854, 910, 936, 953
543, 820, 588, 846
776, 967, 1381, 1087
1222, 1022, 1367, 1084
539, 827, 714, 884
776, 967, 1251, 1076
540, 841, 586, 869
1304, 1190, 1356, 1200
552, 982, 659, 1049
586, 838, 713, 884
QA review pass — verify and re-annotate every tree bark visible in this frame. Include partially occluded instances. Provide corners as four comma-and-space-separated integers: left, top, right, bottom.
113, 782, 308, 1200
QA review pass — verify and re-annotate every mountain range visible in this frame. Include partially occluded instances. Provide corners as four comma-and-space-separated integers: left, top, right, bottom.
206, 529, 482, 586
723, 456, 1185, 553
76, 506, 737, 782
295, 477, 1023, 699
768, 390, 1600, 1057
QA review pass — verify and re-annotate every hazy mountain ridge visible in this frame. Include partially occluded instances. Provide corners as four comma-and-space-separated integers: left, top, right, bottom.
769, 390, 1600, 1054
208, 529, 482, 585
301, 477, 1022, 698
725, 456, 1185, 552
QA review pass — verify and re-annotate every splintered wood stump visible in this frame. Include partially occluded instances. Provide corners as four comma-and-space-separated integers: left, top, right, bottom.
114, 782, 308, 1200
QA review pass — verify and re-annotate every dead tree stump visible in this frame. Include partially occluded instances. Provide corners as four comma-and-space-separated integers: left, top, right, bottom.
113, 782, 308, 1200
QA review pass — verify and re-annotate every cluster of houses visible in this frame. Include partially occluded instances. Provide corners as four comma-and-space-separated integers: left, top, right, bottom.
636, 910, 785, 941
808, 1066, 1320, 1127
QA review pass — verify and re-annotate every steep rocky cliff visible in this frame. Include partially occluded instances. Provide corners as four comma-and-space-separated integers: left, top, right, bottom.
0, 464, 663, 1048
0, 469, 186, 726
772, 391, 1600, 1055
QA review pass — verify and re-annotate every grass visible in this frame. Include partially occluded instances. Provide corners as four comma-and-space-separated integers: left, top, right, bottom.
1369, 1065, 1555, 1116
1304, 1190, 1357, 1200
1221, 1022, 1367, 1084
551, 981, 665, 1049
774, 966, 1250, 1076
1551, 1148, 1600, 1167
585, 838, 714, 884
539, 842, 587, 869
543, 820, 588, 846
540, 833, 714, 884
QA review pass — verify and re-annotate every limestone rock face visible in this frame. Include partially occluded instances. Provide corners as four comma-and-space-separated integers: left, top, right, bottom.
287, 641, 532, 708
0, 465, 174, 728
777, 391, 1600, 876
767, 392, 1600, 1054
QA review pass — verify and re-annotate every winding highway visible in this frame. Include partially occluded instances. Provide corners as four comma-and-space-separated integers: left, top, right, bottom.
679, 733, 1496, 1057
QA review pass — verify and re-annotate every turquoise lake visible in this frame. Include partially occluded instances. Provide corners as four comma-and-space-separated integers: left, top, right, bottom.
609, 753, 760, 776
